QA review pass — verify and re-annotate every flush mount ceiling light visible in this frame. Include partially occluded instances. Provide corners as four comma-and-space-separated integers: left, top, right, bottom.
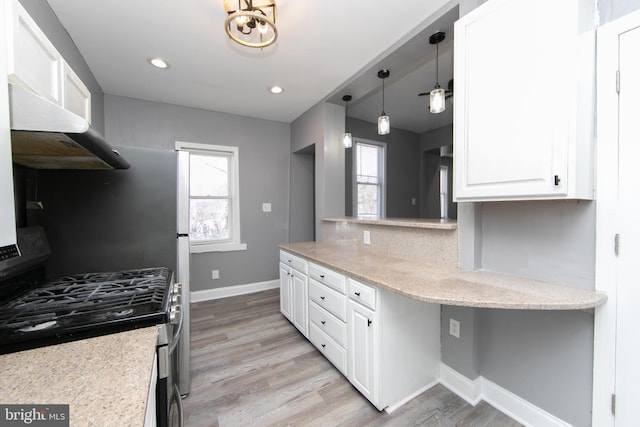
224, 0, 278, 49
269, 85, 283, 94
377, 69, 390, 135
147, 57, 170, 69
418, 31, 453, 114
342, 95, 353, 148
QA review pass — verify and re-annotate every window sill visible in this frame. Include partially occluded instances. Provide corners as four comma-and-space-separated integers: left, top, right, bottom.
190, 242, 247, 253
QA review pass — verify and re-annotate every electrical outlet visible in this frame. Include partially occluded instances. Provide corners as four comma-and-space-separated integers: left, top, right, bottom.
211, 269, 220, 280
411, 197, 416, 205
449, 318, 460, 338
262, 203, 272, 212
363, 230, 371, 245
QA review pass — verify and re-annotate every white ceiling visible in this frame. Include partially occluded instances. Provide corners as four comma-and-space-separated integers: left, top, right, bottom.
46, 0, 458, 134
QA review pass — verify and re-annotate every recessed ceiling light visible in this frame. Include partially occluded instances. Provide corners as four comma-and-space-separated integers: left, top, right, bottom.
269, 85, 284, 94
147, 57, 170, 70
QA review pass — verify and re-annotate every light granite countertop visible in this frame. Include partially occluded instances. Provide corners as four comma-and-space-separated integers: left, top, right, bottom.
280, 241, 607, 310
323, 216, 458, 230
0, 326, 158, 426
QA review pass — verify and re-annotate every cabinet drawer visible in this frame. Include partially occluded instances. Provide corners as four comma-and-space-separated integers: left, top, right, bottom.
348, 279, 377, 310
308, 262, 345, 293
309, 322, 346, 375
280, 250, 307, 273
309, 279, 346, 321
309, 300, 346, 348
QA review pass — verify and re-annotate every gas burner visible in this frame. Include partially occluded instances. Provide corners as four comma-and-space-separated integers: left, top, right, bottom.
18, 320, 57, 332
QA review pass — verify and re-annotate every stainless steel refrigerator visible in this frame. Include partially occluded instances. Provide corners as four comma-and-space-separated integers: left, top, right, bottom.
176, 150, 191, 396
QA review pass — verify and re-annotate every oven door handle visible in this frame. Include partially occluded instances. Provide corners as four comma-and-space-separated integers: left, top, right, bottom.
169, 303, 184, 355
173, 383, 184, 427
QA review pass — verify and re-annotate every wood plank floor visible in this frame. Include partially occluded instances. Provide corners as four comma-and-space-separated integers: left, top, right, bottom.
182, 288, 522, 427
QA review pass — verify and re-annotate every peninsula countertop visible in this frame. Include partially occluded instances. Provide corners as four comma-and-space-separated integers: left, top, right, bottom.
280, 241, 607, 310
0, 326, 158, 426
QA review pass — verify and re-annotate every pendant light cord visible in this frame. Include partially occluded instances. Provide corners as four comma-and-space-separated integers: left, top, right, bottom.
382, 78, 386, 115
435, 40, 440, 89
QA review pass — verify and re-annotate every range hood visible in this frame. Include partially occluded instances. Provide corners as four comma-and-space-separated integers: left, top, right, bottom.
8, 84, 129, 170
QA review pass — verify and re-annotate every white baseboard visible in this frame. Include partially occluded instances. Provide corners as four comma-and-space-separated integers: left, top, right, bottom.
439, 364, 482, 406
190, 279, 279, 303
384, 379, 440, 414
439, 364, 571, 427
481, 377, 571, 427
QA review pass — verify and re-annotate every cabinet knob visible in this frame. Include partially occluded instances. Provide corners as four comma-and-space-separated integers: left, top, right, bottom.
354, 292, 361, 297
320, 274, 325, 279
321, 344, 326, 348
320, 296, 325, 300
321, 320, 326, 325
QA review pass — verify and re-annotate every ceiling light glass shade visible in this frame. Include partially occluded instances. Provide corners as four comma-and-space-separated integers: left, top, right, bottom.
378, 115, 390, 135
343, 132, 353, 148
430, 87, 446, 114
224, 0, 278, 48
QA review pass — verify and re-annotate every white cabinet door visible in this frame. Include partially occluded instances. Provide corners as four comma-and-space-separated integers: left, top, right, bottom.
454, 0, 593, 201
279, 263, 292, 320
6, 0, 63, 104
291, 268, 308, 337
348, 300, 376, 403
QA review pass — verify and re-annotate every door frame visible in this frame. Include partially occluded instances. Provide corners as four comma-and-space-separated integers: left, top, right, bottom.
593, 8, 640, 426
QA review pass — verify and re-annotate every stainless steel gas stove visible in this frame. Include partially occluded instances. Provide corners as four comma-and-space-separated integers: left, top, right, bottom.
0, 227, 184, 427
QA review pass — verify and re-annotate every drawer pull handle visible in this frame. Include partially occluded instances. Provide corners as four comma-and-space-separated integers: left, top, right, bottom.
320, 296, 325, 300
321, 320, 326, 325
320, 274, 325, 279
321, 344, 326, 348
354, 292, 361, 296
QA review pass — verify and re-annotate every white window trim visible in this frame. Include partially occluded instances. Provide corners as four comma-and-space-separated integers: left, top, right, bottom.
352, 138, 387, 218
175, 141, 246, 253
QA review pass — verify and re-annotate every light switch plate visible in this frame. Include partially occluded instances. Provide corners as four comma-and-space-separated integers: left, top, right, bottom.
363, 230, 371, 245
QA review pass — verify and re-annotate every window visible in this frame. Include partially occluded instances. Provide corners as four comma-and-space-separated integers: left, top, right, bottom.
176, 141, 245, 253
353, 139, 385, 218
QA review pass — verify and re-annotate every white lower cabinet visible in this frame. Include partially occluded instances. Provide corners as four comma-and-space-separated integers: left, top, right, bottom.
279, 251, 309, 337
348, 299, 376, 401
278, 252, 441, 412
291, 269, 308, 337
347, 278, 441, 412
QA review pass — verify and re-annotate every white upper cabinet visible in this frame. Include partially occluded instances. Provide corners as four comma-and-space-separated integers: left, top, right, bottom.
453, 0, 595, 201
5, 0, 91, 122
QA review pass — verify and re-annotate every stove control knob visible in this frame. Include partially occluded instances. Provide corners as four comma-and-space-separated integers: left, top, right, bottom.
171, 294, 181, 304
170, 305, 181, 324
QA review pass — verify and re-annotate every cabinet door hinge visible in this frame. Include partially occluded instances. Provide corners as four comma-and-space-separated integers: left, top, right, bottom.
615, 234, 620, 256
612, 393, 616, 415
616, 70, 620, 94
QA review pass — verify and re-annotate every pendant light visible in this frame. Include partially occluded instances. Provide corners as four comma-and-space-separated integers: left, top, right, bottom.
342, 95, 353, 148
377, 69, 390, 135
429, 31, 446, 114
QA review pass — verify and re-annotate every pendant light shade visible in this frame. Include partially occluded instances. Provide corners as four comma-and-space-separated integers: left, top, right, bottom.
377, 69, 390, 135
430, 87, 446, 114
342, 95, 353, 148
377, 115, 390, 135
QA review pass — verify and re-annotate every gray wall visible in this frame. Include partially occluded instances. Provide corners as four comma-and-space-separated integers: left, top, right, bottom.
28, 147, 177, 277
18, 0, 105, 135
345, 117, 420, 218
104, 95, 291, 292
289, 147, 315, 243
291, 102, 345, 239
